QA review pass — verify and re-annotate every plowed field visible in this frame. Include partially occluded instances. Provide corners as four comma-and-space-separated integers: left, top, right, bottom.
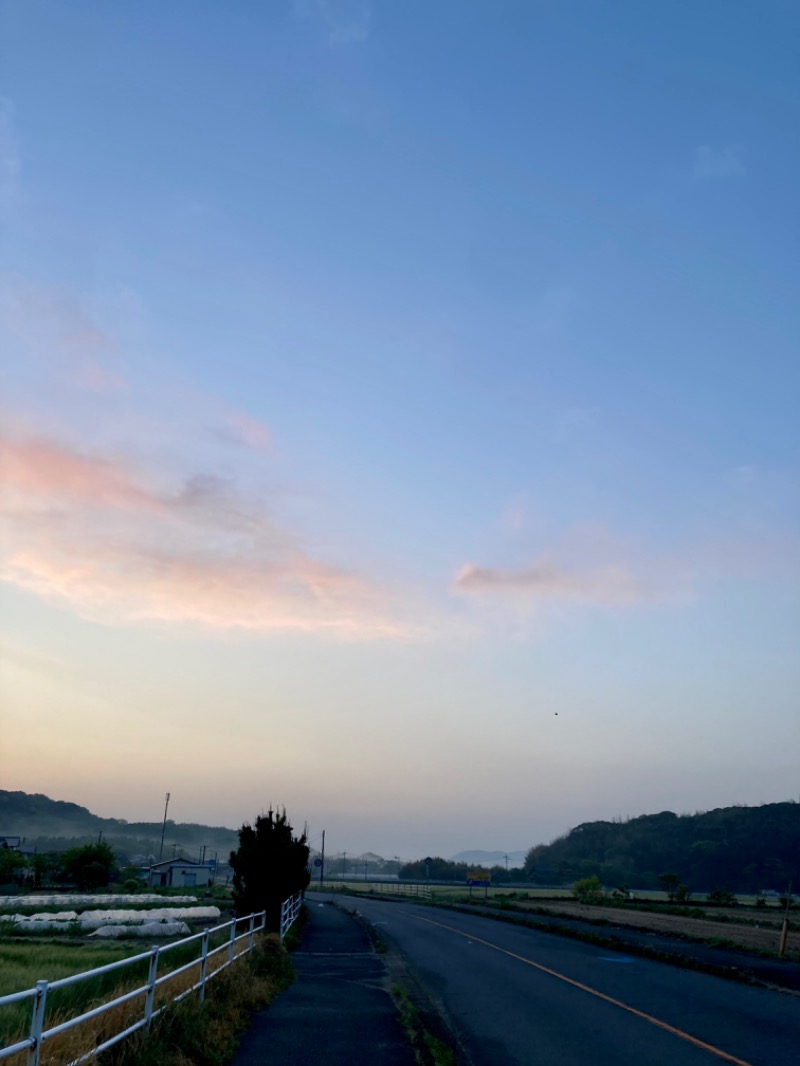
519, 900, 799, 957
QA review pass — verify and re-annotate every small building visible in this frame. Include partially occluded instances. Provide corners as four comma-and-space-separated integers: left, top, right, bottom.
0, 836, 23, 851
144, 860, 214, 888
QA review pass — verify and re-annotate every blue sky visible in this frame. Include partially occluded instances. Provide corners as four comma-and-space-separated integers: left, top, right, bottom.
1, 1, 798, 858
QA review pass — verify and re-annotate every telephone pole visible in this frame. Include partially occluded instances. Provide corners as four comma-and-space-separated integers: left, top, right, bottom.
158, 792, 170, 860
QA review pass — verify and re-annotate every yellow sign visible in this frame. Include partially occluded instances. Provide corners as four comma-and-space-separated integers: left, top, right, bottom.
467, 869, 491, 886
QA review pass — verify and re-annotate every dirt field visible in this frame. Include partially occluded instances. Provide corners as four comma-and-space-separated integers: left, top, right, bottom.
518, 900, 800, 957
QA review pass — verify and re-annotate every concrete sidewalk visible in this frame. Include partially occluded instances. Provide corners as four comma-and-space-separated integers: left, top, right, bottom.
231, 898, 416, 1066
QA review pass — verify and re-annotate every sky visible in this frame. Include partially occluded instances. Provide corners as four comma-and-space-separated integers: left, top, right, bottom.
1, 1, 798, 861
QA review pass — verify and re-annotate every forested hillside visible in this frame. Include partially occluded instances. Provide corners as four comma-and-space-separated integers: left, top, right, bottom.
524, 802, 800, 892
0, 790, 237, 863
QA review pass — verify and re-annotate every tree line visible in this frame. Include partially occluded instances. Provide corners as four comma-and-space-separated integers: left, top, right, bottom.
523, 802, 800, 892
0, 842, 119, 891
398, 857, 526, 882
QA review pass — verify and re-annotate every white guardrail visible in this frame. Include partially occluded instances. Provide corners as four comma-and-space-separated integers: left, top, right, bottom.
0, 894, 303, 1066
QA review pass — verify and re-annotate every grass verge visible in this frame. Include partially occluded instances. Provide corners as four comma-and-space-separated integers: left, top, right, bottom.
99, 934, 294, 1066
391, 985, 457, 1066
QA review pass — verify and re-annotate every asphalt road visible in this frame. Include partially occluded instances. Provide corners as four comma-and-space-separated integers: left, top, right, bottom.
322, 894, 799, 1066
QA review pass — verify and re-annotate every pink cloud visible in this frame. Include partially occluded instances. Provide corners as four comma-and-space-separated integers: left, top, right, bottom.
225, 410, 272, 452
1, 435, 159, 511
454, 559, 650, 606
3, 544, 403, 636
73, 360, 128, 394
0, 431, 410, 639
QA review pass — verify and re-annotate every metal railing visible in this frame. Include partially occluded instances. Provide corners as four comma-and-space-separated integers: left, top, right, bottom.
0, 896, 303, 1066
280, 893, 302, 939
325, 881, 432, 900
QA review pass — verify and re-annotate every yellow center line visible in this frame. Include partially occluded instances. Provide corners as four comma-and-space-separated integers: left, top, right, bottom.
413, 914, 754, 1066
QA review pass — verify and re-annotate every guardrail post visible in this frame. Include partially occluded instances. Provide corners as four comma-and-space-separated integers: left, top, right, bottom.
228, 916, 237, 962
144, 947, 160, 1029
27, 980, 48, 1066
199, 929, 210, 1002
247, 913, 255, 953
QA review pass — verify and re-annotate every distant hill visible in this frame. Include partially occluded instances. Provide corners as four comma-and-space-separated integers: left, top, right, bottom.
450, 849, 527, 866
0, 790, 238, 865
523, 802, 800, 892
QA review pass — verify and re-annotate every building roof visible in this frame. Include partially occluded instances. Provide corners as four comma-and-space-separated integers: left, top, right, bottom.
146, 859, 212, 870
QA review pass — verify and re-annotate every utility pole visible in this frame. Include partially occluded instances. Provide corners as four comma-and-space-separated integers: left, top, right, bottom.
779, 881, 793, 958
342, 851, 347, 880
319, 830, 325, 888
159, 793, 171, 860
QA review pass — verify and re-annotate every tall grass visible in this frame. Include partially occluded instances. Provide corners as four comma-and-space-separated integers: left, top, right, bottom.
0, 927, 245, 1063
0, 941, 144, 1059
101, 935, 294, 1066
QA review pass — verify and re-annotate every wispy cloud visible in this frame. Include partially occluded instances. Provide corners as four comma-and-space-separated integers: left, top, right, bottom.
1, 270, 425, 638
693, 144, 745, 180
1, 435, 160, 512
293, 0, 371, 45
1, 276, 128, 392
0, 430, 411, 638
454, 559, 649, 606
224, 410, 272, 453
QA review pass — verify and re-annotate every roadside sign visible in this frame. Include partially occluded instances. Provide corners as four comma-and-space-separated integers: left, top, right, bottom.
467, 869, 491, 886
313, 858, 322, 867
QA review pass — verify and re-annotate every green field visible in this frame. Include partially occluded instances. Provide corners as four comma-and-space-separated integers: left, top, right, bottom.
0, 928, 240, 1051
0, 940, 147, 1047
327, 882, 782, 908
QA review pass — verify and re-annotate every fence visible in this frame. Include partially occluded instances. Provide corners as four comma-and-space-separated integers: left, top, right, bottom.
0, 894, 303, 1066
322, 881, 432, 901
279, 893, 302, 938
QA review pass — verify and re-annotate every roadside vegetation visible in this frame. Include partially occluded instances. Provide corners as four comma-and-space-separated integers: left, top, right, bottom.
0, 941, 142, 1045
392, 985, 457, 1066
99, 934, 294, 1066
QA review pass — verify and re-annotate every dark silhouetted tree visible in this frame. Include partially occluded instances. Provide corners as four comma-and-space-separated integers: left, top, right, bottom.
61, 843, 116, 890
0, 847, 27, 885
658, 872, 681, 900
230, 808, 310, 931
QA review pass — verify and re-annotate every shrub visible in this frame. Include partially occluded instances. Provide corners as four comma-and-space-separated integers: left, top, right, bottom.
707, 887, 737, 906
573, 875, 604, 904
